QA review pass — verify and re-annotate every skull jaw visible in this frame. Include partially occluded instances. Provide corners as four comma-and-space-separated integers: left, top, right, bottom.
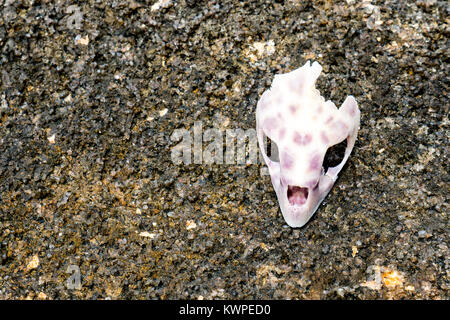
274, 175, 334, 228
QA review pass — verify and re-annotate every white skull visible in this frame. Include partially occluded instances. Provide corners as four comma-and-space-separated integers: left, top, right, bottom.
256, 61, 360, 228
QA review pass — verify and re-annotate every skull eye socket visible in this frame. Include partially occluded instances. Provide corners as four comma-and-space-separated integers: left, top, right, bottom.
323, 138, 347, 172
262, 132, 280, 163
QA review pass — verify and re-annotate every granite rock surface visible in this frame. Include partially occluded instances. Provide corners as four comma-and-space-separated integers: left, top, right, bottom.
0, 0, 448, 299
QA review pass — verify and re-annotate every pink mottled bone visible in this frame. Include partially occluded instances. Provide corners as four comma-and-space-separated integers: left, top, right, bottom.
293, 132, 312, 146
256, 61, 360, 228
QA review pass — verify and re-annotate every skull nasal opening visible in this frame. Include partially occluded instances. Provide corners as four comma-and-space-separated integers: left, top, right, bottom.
287, 185, 309, 206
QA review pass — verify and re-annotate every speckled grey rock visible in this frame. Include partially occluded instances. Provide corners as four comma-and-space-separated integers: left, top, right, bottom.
0, 0, 448, 299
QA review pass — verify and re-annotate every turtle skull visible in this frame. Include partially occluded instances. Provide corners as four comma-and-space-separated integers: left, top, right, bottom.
256, 61, 360, 228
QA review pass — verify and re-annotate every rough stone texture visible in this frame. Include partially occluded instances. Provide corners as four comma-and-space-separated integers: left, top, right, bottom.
0, 0, 448, 299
